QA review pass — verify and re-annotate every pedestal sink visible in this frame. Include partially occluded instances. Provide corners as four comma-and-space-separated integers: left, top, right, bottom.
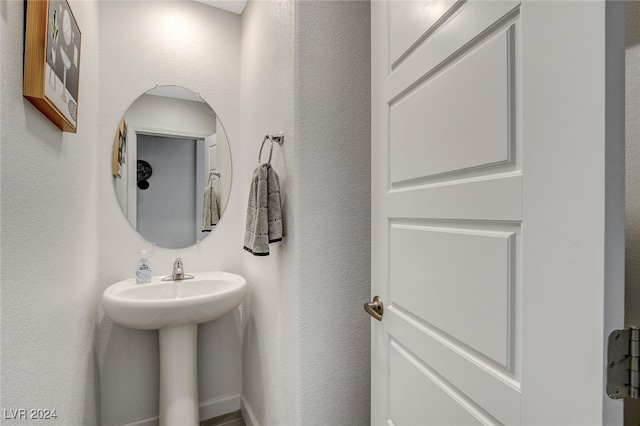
102, 271, 246, 425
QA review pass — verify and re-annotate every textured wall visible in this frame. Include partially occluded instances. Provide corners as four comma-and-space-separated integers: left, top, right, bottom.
239, 1, 371, 425
626, 2, 640, 424
239, 1, 299, 424
0, 0, 101, 424
294, 2, 371, 424
96, 2, 243, 424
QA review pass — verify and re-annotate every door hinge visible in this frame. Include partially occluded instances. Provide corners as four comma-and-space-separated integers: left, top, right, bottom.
607, 326, 640, 399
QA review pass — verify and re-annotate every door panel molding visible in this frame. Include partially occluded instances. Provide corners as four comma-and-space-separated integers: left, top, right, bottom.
390, 224, 516, 367
389, 339, 497, 425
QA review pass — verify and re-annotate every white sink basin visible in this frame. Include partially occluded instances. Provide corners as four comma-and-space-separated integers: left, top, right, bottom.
102, 271, 246, 425
103, 271, 246, 330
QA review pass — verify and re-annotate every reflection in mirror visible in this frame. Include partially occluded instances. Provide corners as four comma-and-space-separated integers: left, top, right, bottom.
112, 85, 232, 249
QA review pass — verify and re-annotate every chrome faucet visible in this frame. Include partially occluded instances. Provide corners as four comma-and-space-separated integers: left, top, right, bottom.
172, 258, 185, 280
162, 258, 194, 281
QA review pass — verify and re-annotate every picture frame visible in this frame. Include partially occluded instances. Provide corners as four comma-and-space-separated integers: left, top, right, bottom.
23, 0, 82, 133
112, 119, 126, 177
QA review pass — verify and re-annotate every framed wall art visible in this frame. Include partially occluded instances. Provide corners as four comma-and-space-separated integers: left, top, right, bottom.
112, 119, 126, 177
23, 0, 82, 133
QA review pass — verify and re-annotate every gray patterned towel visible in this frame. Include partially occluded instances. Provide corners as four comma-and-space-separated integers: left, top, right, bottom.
244, 164, 282, 255
201, 184, 220, 232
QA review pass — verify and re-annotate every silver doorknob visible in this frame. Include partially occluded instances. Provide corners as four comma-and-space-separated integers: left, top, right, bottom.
364, 296, 383, 321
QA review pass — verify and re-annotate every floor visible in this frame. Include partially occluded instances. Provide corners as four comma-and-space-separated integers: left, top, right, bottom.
200, 410, 245, 426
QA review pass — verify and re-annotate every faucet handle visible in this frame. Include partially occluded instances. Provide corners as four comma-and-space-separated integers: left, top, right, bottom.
173, 258, 185, 280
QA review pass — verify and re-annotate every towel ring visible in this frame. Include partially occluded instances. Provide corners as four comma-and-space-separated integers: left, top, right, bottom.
258, 132, 284, 165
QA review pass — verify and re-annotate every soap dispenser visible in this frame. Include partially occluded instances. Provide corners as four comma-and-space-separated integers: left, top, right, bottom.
136, 250, 152, 284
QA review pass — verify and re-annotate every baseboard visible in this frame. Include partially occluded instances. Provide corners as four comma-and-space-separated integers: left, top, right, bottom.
121, 416, 157, 426
240, 395, 259, 426
120, 393, 242, 426
200, 393, 242, 420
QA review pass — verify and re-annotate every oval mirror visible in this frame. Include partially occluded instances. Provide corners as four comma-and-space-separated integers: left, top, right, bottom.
111, 85, 232, 249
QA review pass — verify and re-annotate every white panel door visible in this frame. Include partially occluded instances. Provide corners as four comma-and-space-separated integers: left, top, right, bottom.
371, 1, 625, 424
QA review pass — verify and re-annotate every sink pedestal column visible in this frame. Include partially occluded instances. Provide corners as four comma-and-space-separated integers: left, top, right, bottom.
159, 323, 199, 426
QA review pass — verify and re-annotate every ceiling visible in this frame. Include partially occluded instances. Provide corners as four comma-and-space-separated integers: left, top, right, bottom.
193, 0, 248, 15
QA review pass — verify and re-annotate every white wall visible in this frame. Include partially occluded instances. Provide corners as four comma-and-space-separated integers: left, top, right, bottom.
97, 2, 243, 424
240, 1, 371, 424
239, 1, 299, 423
293, 2, 371, 423
125, 94, 217, 137
0, 0, 101, 424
